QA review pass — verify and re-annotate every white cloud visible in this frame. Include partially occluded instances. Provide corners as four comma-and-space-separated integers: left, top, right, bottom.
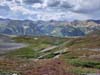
72, 0, 100, 13
10, 5, 32, 15
32, 3, 42, 9
0, 0, 100, 21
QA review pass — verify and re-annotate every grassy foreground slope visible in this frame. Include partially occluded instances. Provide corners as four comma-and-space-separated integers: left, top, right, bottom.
0, 35, 100, 75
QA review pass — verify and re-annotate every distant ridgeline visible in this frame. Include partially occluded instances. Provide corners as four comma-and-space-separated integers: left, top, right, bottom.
0, 18, 100, 37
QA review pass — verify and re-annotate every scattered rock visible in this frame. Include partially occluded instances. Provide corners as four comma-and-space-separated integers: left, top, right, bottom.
40, 46, 58, 53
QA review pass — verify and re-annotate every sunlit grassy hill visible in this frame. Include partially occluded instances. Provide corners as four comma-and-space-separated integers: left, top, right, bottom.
0, 33, 100, 75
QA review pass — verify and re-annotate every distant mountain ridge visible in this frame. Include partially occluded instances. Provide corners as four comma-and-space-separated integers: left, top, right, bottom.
0, 18, 100, 37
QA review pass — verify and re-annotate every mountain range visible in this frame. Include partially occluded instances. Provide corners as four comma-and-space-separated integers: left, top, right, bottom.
0, 18, 100, 37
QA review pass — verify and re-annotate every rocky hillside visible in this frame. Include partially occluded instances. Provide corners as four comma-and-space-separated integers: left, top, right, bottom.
0, 35, 100, 75
0, 19, 100, 37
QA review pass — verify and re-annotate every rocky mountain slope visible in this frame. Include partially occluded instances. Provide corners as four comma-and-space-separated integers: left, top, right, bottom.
0, 19, 100, 37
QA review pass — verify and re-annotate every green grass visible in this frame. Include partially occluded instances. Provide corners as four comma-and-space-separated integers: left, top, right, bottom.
1, 36, 100, 74
68, 59, 100, 69
6, 47, 40, 58
0, 70, 20, 75
6, 36, 69, 59
43, 53, 56, 58
70, 67, 97, 74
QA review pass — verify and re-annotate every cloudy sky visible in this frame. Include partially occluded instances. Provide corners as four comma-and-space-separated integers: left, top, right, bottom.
0, 0, 100, 21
